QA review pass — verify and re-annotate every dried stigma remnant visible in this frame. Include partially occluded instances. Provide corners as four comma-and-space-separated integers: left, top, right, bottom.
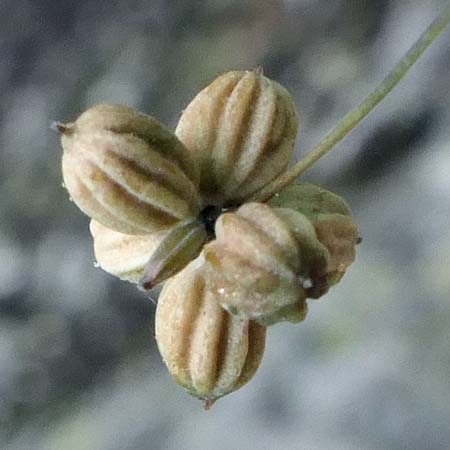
59, 70, 358, 406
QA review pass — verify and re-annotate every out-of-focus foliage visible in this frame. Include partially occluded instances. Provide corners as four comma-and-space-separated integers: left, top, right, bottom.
1, 1, 450, 449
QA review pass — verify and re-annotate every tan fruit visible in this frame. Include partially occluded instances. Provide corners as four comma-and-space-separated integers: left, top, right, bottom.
61, 104, 201, 235
313, 213, 359, 286
90, 220, 167, 283
155, 259, 266, 405
176, 70, 299, 206
203, 202, 329, 325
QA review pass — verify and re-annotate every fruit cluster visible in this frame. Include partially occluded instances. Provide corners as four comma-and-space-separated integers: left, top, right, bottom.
60, 70, 359, 408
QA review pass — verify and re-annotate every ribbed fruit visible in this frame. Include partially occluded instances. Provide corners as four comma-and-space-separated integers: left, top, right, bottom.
176, 70, 299, 206
204, 202, 329, 325
155, 259, 266, 405
90, 220, 167, 283
61, 104, 200, 235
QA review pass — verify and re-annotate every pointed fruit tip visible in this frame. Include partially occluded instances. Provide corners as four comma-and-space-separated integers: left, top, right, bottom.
140, 278, 155, 291
202, 399, 216, 411
50, 121, 72, 134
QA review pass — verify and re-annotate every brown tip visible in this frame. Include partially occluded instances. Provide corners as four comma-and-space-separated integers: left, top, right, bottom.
140, 277, 154, 291
51, 121, 73, 135
202, 399, 216, 411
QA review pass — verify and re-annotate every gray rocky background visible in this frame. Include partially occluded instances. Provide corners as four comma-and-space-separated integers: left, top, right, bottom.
1, 1, 450, 449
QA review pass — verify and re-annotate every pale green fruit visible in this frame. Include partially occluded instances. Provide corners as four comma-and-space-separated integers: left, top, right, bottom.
268, 182, 351, 219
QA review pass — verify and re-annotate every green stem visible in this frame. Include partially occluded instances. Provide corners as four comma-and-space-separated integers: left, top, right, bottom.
253, 4, 450, 203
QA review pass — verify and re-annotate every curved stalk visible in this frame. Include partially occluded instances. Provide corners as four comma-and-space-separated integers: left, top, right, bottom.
252, 4, 450, 202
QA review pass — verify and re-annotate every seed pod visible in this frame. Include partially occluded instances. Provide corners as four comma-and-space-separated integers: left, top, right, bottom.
90, 220, 167, 283
61, 104, 201, 235
269, 182, 359, 289
176, 70, 299, 206
155, 259, 266, 406
203, 202, 329, 325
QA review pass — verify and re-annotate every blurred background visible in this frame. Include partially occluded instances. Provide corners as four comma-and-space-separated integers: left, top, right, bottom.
1, 1, 450, 449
